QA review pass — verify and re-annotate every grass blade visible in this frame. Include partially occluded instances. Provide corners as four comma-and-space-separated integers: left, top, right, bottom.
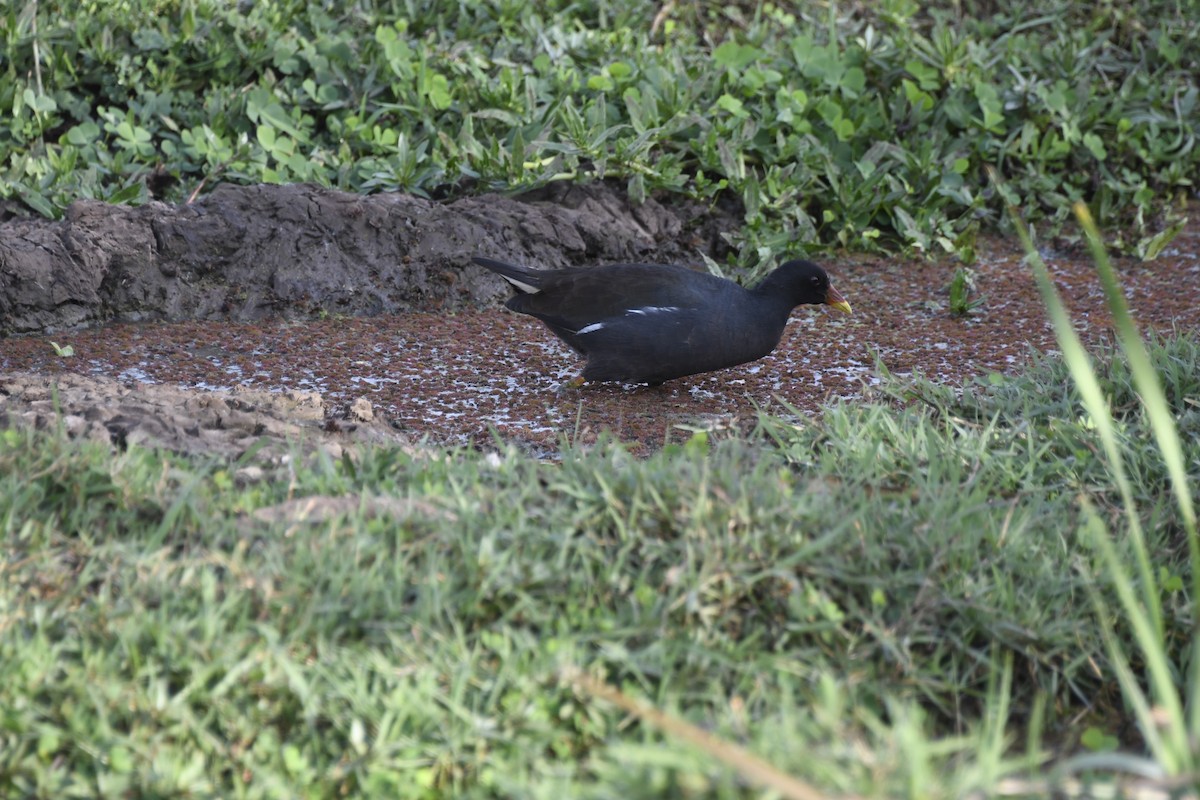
989, 169, 1194, 774
567, 668, 856, 800
1072, 200, 1199, 589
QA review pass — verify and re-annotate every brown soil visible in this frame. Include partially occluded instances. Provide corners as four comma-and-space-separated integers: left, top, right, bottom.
2, 185, 1197, 460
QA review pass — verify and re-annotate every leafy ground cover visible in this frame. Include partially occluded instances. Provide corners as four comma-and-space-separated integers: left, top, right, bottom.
3, 0, 1197, 271
1, 330, 1197, 797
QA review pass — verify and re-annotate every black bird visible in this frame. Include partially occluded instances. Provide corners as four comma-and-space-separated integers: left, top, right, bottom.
474, 256, 852, 385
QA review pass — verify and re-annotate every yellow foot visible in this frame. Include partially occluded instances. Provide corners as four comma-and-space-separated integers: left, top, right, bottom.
559, 375, 586, 390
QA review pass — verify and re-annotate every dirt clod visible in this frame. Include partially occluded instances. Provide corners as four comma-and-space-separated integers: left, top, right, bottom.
0, 182, 736, 335
0, 371, 411, 463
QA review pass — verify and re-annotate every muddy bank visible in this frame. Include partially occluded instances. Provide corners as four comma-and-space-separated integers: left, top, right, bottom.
4, 227, 1198, 459
2, 185, 1198, 460
0, 182, 737, 335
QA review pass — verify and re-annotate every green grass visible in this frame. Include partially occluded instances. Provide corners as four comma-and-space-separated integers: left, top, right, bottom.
3, 0, 1197, 272
3, 331, 1198, 797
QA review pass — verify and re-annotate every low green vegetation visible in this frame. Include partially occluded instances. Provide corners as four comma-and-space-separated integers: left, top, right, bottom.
3, 0, 1197, 270
2, 329, 1198, 797
946, 266, 982, 316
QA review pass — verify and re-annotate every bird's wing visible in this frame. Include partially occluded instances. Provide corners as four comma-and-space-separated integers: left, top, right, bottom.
510, 263, 727, 330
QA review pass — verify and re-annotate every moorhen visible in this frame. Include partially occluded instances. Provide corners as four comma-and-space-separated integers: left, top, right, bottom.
474, 256, 852, 385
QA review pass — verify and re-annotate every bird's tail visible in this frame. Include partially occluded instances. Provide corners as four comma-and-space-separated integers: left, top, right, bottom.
472, 257, 542, 294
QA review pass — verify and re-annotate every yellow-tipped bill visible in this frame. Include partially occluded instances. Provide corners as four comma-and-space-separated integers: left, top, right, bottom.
826, 284, 852, 314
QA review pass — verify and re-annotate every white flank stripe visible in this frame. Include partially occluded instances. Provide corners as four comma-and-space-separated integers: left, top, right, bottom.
577, 322, 605, 334
625, 305, 680, 316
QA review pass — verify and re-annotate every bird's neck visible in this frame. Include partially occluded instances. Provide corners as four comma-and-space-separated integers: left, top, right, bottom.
749, 285, 800, 320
